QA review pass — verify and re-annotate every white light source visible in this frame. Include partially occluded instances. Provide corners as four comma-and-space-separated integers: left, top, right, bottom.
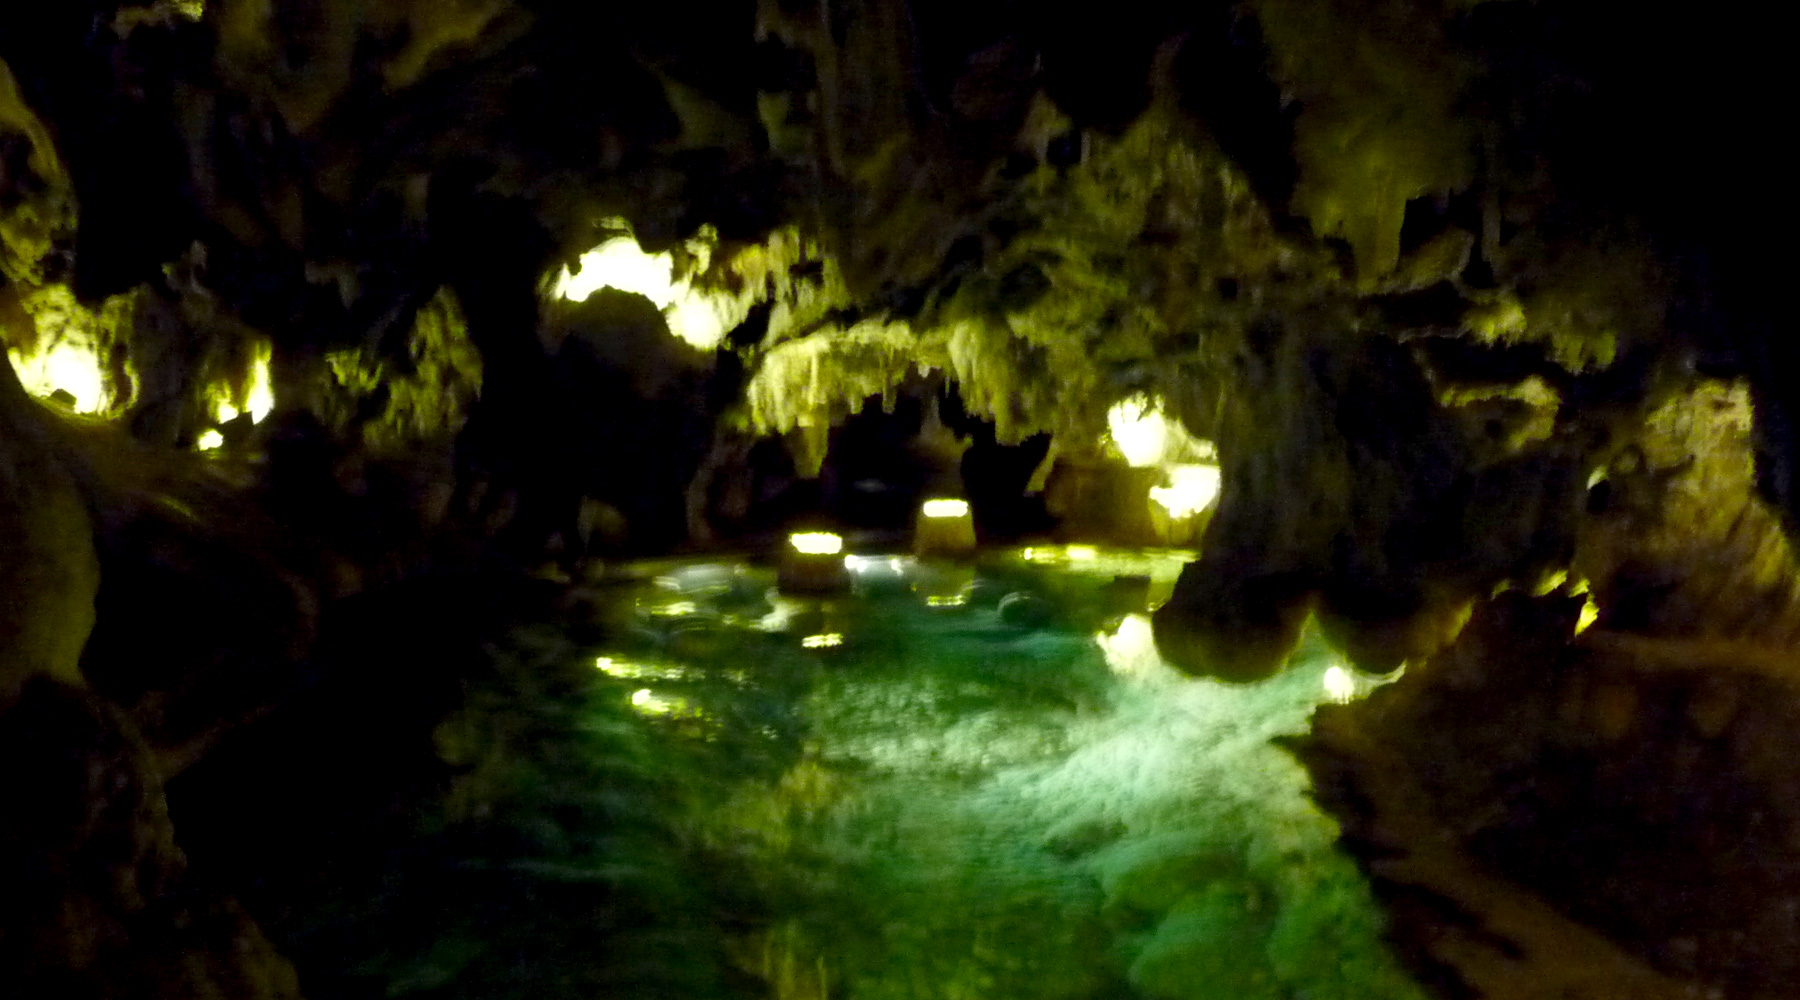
196, 428, 225, 451
9, 342, 108, 414
802, 633, 843, 648
553, 231, 741, 350
628, 687, 689, 717
789, 531, 844, 555
1064, 545, 1098, 561
244, 342, 275, 422
1322, 665, 1356, 704
1149, 464, 1221, 519
921, 498, 970, 518
1106, 395, 1169, 467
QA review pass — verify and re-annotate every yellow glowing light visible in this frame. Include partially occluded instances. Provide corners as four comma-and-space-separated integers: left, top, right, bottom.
1531, 569, 1569, 597
596, 656, 690, 681
209, 340, 276, 426
245, 343, 274, 422
1149, 464, 1222, 519
628, 688, 691, 717
9, 342, 108, 414
789, 532, 844, 555
649, 600, 699, 617
553, 230, 742, 350
1323, 665, 1357, 704
196, 429, 225, 451
925, 594, 968, 607
1064, 545, 1098, 561
801, 633, 843, 648
1575, 595, 1600, 635
921, 498, 971, 518
1097, 613, 1164, 678
1106, 395, 1169, 467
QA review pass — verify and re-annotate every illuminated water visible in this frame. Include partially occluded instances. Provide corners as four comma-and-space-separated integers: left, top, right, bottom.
350, 548, 1426, 1000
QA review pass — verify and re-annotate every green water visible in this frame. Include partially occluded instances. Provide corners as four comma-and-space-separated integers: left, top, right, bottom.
365, 548, 1426, 1000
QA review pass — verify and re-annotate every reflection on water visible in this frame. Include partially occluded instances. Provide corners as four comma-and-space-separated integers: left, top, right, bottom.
341, 548, 1424, 999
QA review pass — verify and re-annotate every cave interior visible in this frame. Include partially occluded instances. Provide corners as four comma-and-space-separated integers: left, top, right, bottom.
4, 1, 1799, 998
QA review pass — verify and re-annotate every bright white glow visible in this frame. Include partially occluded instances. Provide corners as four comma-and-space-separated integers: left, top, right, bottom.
802, 633, 843, 648
1106, 395, 1169, 467
628, 687, 690, 717
928, 496, 972, 517
553, 231, 742, 350
845, 555, 911, 575
1065, 545, 1098, 561
921, 498, 970, 518
925, 594, 968, 607
245, 343, 274, 422
210, 340, 276, 425
1096, 613, 1166, 679
649, 600, 699, 617
1149, 464, 1221, 519
1323, 665, 1356, 704
556, 237, 677, 304
9, 342, 107, 414
790, 532, 844, 555
196, 429, 225, 451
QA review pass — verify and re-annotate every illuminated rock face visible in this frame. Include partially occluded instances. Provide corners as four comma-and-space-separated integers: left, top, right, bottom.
1294, 593, 1800, 999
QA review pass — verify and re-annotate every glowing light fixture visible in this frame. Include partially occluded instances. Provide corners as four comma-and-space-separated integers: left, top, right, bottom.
1149, 464, 1221, 519
9, 342, 107, 414
196, 429, 225, 451
1064, 545, 1098, 561
925, 594, 968, 607
921, 498, 970, 518
1097, 613, 1163, 678
790, 532, 844, 555
1106, 395, 1169, 467
1323, 665, 1356, 704
552, 229, 742, 350
802, 633, 843, 649
244, 344, 275, 422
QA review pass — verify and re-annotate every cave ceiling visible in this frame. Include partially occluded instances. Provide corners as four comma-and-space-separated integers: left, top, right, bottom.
6, 0, 1796, 667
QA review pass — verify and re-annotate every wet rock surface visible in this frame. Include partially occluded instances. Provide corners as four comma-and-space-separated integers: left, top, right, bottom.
1294, 593, 1800, 999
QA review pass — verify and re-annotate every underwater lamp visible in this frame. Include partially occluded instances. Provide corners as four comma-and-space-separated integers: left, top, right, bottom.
921, 498, 970, 518
781, 531, 850, 593
789, 531, 844, 555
